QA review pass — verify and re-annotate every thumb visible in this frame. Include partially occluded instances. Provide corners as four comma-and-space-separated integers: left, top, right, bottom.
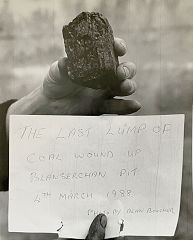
43, 57, 82, 99
86, 214, 107, 240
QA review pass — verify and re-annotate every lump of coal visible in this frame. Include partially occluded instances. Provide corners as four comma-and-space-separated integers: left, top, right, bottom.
62, 12, 119, 89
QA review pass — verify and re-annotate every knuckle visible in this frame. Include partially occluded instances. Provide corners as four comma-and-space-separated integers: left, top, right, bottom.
117, 62, 136, 80
124, 62, 137, 78
120, 79, 137, 95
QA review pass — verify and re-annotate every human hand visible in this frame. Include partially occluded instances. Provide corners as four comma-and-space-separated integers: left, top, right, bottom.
41, 37, 141, 115
6, 37, 141, 133
86, 214, 107, 240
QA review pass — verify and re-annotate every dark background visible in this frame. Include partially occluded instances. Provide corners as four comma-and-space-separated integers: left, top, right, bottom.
0, 0, 192, 239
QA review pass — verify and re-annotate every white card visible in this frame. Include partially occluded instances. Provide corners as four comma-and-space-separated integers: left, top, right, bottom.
9, 115, 184, 238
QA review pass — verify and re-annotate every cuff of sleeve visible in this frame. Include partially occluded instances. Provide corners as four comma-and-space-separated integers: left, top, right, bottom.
0, 99, 17, 191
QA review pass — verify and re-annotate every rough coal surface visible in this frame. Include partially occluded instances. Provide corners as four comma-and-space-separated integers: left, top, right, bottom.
62, 12, 119, 89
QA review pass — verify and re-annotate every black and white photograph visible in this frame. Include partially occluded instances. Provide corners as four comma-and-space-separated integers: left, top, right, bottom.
0, 1, 192, 240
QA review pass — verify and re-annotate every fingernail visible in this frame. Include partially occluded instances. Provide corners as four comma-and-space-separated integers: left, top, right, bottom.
49, 61, 60, 80
119, 39, 127, 51
100, 215, 107, 229
135, 101, 142, 111
114, 37, 127, 56
122, 66, 130, 79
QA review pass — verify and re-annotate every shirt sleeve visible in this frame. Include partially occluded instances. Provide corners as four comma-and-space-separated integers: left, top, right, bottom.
0, 100, 17, 191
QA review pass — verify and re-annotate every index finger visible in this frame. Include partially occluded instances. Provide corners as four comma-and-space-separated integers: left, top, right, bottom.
114, 37, 127, 56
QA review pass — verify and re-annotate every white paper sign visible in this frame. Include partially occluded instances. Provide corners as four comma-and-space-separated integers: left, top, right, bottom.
9, 115, 184, 238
